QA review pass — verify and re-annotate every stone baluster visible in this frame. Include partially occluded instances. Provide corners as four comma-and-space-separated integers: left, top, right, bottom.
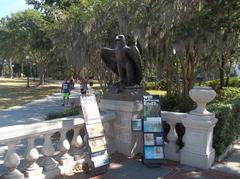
24, 137, 43, 178
3, 141, 24, 179
57, 130, 73, 165
42, 133, 58, 172
71, 125, 85, 161
165, 120, 180, 161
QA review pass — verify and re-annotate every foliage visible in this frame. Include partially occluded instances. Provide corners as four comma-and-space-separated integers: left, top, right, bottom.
208, 99, 240, 156
46, 106, 81, 120
214, 87, 240, 103
202, 77, 240, 90
161, 95, 195, 113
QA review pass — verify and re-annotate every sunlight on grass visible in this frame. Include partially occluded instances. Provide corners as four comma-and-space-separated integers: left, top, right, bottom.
0, 78, 61, 109
146, 90, 166, 96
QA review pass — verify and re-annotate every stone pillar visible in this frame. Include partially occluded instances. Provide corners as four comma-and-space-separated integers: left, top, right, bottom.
100, 99, 143, 157
165, 119, 179, 161
4, 141, 24, 179
24, 137, 43, 179
180, 87, 218, 169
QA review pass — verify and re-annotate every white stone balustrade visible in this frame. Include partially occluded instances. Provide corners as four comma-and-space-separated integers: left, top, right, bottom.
0, 112, 116, 179
162, 111, 187, 161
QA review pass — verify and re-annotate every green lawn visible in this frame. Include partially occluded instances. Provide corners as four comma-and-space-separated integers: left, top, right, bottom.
0, 78, 60, 109
146, 90, 166, 96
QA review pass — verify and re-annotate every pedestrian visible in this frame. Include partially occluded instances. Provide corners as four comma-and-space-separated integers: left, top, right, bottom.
61, 79, 70, 106
80, 78, 87, 95
69, 79, 75, 90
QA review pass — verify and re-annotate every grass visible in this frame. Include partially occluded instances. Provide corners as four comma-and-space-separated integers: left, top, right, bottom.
46, 106, 81, 120
146, 90, 166, 96
0, 78, 61, 109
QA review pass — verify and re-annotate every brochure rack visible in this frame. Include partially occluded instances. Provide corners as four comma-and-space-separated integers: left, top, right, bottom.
80, 94, 110, 173
131, 95, 165, 167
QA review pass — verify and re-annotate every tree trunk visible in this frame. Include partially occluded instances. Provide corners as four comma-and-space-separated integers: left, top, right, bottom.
0, 59, 4, 76
38, 64, 45, 86
219, 56, 225, 89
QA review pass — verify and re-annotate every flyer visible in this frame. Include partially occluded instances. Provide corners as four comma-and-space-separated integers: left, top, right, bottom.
143, 95, 160, 117
91, 150, 109, 168
144, 133, 154, 145
143, 117, 162, 132
131, 118, 142, 131
80, 95, 101, 124
144, 146, 164, 159
155, 134, 164, 145
88, 137, 107, 153
86, 123, 104, 138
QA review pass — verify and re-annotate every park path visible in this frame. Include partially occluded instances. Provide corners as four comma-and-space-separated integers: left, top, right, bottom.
0, 86, 239, 178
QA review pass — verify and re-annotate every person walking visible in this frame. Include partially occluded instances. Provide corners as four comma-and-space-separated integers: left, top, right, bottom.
61, 79, 70, 106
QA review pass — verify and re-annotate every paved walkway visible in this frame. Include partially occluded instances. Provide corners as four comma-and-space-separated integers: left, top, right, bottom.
0, 88, 239, 179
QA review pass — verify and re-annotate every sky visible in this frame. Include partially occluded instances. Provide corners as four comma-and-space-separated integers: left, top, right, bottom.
0, 0, 32, 18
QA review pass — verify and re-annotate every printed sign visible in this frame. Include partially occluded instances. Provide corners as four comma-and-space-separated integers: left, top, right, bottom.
144, 133, 164, 146
143, 117, 162, 132
131, 118, 142, 131
80, 95, 101, 124
144, 146, 164, 159
142, 95, 164, 165
91, 150, 110, 168
143, 95, 161, 117
88, 137, 107, 153
86, 123, 105, 138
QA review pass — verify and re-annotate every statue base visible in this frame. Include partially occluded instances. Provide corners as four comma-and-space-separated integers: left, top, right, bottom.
100, 87, 148, 157
103, 86, 147, 101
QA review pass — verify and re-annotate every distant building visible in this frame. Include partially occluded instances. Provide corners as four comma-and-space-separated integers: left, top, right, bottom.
233, 63, 240, 77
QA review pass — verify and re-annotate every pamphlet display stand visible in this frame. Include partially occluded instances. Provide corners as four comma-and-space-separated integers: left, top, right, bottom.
80, 94, 110, 174
132, 95, 165, 167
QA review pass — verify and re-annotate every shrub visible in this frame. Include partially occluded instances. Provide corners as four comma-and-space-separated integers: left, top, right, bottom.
46, 106, 81, 120
214, 87, 240, 103
208, 99, 240, 156
202, 77, 240, 90
160, 95, 195, 113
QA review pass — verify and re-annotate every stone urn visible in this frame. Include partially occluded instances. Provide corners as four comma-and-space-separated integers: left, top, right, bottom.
189, 87, 216, 116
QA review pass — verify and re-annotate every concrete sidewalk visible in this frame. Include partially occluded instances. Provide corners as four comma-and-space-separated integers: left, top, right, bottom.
61, 153, 240, 179
0, 91, 80, 127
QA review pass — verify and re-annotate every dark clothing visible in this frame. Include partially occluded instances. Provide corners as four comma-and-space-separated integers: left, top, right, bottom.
62, 82, 70, 93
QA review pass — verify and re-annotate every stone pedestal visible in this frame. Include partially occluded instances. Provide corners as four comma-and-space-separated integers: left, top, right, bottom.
100, 99, 143, 157
180, 115, 218, 169
180, 87, 218, 169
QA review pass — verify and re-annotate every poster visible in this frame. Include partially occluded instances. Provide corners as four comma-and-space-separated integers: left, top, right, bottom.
144, 133, 164, 146
143, 95, 160, 117
155, 134, 164, 146
144, 133, 154, 145
143, 117, 162, 132
144, 146, 164, 159
80, 95, 101, 124
131, 118, 142, 131
91, 150, 109, 168
86, 123, 104, 138
88, 137, 107, 153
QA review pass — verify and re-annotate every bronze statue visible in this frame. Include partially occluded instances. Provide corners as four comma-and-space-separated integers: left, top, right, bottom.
101, 35, 142, 91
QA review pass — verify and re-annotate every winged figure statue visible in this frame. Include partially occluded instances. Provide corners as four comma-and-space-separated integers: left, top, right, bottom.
101, 34, 142, 90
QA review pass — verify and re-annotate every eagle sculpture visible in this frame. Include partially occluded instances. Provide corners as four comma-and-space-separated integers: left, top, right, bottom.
101, 34, 142, 90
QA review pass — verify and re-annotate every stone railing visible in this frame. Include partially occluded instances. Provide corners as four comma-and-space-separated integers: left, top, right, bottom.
162, 111, 187, 162
0, 112, 115, 179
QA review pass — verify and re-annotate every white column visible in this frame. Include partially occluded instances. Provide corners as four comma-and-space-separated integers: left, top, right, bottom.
3, 141, 24, 179
180, 87, 218, 169
57, 130, 73, 165
42, 133, 58, 172
71, 126, 85, 161
165, 120, 180, 161
24, 137, 43, 178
